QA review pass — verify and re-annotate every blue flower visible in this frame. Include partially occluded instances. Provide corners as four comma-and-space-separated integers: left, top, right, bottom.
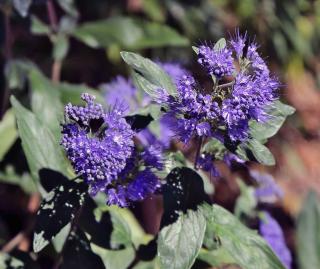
250, 170, 283, 203
197, 44, 234, 78
61, 93, 161, 207
260, 212, 292, 269
155, 32, 279, 144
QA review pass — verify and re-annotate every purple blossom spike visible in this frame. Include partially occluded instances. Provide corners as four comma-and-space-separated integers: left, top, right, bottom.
250, 170, 283, 203
260, 212, 292, 269
198, 44, 234, 78
230, 29, 247, 58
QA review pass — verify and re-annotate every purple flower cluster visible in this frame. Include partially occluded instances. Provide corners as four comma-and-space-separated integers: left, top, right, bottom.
158, 31, 279, 143
198, 45, 234, 78
102, 76, 141, 114
102, 62, 189, 149
260, 212, 292, 269
250, 170, 283, 203
61, 93, 162, 207
157, 74, 220, 143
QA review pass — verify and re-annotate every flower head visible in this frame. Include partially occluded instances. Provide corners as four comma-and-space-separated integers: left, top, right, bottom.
230, 29, 247, 58
61, 93, 161, 207
260, 212, 292, 269
158, 31, 279, 144
250, 170, 283, 203
198, 44, 234, 78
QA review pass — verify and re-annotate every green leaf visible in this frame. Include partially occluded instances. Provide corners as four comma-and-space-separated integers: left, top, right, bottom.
58, 82, 103, 105
109, 209, 132, 248
237, 139, 275, 166
31, 16, 50, 35
33, 176, 87, 253
0, 252, 24, 268
57, 0, 79, 18
10, 96, 69, 183
201, 204, 286, 269
297, 191, 320, 269
29, 69, 64, 139
250, 100, 295, 140
197, 248, 236, 267
202, 138, 226, 160
72, 17, 188, 50
213, 38, 226, 51
5, 59, 36, 90
13, 0, 32, 17
91, 245, 135, 269
53, 34, 70, 61
0, 109, 17, 161
192, 46, 199, 54
0, 165, 36, 194
132, 71, 161, 99
247, 139, 275, 165
158, 209, 206, 269
121, 52, 176, 96
234, 179, 257, 218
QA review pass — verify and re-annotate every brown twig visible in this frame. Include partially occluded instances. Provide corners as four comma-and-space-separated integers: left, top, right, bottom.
194, 137, 203, 170
46, 0, 58, 32
1, 193, 40, 253
46, 0, 61, 83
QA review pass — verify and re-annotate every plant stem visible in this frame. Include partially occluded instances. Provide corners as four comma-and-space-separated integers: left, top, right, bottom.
194, 137, 203, 170
217, 80, 235, 89
46, 0, 61, 82
46, 0, 58, 31
1, 9, 12, 119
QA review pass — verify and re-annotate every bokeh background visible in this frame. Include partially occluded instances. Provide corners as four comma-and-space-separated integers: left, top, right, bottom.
0, 0, 320, 268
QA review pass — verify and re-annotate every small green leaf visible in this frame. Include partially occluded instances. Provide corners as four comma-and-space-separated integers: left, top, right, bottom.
53, 34, 70, 61
132, 71, 161, 99
5, 59, 36, 90
234, 179, 257, 218
31, 16, 50, 35
192, 46, 199, 54
202, 138, 226, 160
10, 96, 69, 182
91, 244, 135, 269
57, 0, 79, 18
297, 191, 320, 269
237, 139, 275, 166
201, 203, 286, 269
250, 100, 295, 140
121, 51, 176, 96
0, 252, 24, 268
109, 209, 132, 248
213, 38, 226, 51
0, 109, 17, 161
247, 139, 275, 166
158, 209, 206, 269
